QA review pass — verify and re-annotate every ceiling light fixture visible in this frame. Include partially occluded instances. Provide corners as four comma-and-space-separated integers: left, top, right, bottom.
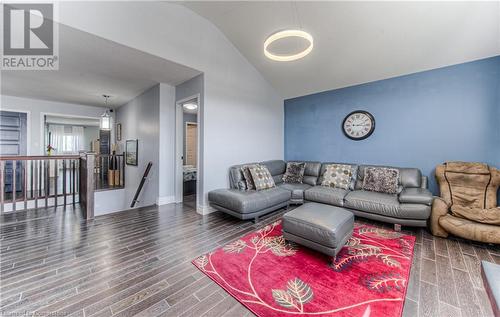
183, 103, 198, 111
100, 95, 111, 130
264, 29, 313, 62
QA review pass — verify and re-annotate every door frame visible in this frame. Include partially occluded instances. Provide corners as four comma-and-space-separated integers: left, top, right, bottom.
40, 112, 101, 154
175, 94, 200, 204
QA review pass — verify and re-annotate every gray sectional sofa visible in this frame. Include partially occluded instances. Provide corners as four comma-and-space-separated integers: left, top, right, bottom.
208, 160, 434, 227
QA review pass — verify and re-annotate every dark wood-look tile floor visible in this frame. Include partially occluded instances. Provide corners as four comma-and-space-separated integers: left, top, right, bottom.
1, 203, 498, 317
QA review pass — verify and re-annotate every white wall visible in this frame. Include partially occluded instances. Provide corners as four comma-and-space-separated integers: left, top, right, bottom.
0, 95, 106, 155
115, 85, 161, 209
57, 2, 284, 212
158, 83, 176, 205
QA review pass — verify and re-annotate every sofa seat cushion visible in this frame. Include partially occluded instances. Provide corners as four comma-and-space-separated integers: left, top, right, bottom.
278, 183, 312, 192
282, 203, 354, 248
439, 214, 500, 244
345, 190, 400, 217
398, 204, 431, 220
450, 206, 500, 225
304, 186, 349, 207
208, 188, 290, 214
345, 190, 431, 220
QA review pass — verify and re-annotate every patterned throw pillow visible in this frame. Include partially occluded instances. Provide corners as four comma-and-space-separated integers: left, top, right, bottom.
282, 162, 306, 184
248, 165, 276, 190
241, 165, 258, 190
321, 164, 353, 190
362, 167, 400, 194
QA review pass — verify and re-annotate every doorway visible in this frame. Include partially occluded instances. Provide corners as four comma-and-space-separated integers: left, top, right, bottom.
0, 111, 27, 200
175, 96, 199, 209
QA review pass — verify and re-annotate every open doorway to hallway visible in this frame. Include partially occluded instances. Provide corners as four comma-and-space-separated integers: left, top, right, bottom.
176, 96, 199, 210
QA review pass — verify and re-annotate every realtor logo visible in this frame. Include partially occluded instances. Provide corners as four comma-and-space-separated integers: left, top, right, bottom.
2, 2, 59, 70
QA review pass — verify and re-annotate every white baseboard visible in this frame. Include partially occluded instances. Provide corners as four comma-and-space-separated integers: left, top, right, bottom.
156, 195, 176, 206
197, 204, 216, 215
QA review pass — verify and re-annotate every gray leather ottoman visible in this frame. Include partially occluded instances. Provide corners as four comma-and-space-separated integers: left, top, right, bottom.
282, 202, 354, 258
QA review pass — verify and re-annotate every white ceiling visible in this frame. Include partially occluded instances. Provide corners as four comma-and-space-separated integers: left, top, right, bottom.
1, 24, 201, 107
184, 1, 500, 99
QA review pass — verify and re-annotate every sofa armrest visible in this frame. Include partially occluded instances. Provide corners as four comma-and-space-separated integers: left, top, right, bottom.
430, 197, 450, 237
399, 188, 434, 205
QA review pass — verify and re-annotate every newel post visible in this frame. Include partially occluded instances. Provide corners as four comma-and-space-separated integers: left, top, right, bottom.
79, 152, 95, 220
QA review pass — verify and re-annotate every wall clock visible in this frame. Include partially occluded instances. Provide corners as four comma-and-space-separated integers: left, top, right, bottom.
342, 110, 375, 140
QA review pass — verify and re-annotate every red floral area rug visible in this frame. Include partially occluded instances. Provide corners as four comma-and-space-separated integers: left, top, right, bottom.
192, 220, 415, 317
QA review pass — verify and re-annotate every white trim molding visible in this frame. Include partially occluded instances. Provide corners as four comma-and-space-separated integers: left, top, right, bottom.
197, 204, 216, 215
156, 195, 176, 206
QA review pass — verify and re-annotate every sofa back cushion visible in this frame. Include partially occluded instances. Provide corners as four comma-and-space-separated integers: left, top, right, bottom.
260, 160, 286, 185
298, 161, 321, 186
355, 165, 422, 190
229, 160, 286, 190
229, 162, 258, 190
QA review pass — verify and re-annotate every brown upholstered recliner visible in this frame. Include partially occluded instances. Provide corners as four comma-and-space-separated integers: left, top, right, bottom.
430, 162, 500, 244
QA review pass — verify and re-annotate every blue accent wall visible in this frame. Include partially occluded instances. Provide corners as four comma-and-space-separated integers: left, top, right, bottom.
285, 56, 500, 196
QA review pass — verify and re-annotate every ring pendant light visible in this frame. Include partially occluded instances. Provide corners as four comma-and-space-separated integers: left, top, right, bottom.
264, 29, 313, 62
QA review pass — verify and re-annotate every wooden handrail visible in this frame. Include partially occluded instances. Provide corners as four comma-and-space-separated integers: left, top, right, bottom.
0, 155, 80, 161
131, 162, 153, 208
95, 154, 124, 157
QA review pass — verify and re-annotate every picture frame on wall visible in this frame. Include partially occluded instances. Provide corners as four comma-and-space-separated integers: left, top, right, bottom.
125, 139, 138, 166
116, 123, 122, 141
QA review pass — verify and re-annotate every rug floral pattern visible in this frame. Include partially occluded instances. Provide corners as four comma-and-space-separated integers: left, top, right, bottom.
193, 220, 415, 317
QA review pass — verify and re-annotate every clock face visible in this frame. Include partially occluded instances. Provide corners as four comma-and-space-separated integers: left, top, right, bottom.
342, 111, 375, 140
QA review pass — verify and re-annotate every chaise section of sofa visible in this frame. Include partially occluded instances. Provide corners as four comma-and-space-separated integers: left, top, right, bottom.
208, 187, 290, 221
209, 160, 290, 222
